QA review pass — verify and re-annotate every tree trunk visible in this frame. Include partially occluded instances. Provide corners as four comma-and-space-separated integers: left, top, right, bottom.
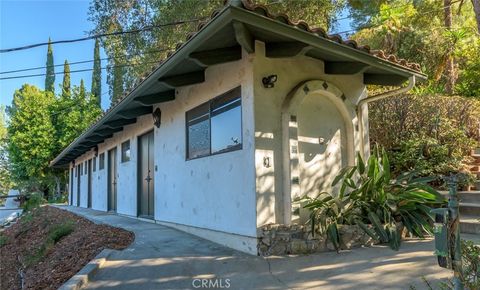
444, 0, 456, 94
54, 176, 61, 199
473, 0, 480, 34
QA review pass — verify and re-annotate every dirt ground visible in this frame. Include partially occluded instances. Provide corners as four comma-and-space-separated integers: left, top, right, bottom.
0, 205, 134, 290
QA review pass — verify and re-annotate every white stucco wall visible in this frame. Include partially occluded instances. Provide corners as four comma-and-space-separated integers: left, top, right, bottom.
153, 51, 257, 238
252, 41, 368, 226
70, 53, 257, 242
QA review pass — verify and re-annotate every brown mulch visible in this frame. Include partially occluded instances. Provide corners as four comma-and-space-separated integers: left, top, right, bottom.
0, 205, 134, 290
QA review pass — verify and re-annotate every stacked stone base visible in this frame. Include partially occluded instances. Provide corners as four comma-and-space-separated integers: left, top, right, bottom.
257, 223, 378, 256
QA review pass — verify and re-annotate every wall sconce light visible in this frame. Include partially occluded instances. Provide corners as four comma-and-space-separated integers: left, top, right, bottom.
152, 108, 162, 128
263, 156, 271, 168
262, 75, 277, 88
94, 146, 99, 157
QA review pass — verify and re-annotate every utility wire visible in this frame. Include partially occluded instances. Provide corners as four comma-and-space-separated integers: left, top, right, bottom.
0, 18, 205, 53
0, 48, 170, 75
0, 60, 161, 80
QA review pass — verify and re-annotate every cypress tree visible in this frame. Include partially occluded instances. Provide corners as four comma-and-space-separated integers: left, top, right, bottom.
91, 39, 102, 106
111, 51, 124, 103
45, 38, 55, 93
62, 60, 71, 99
79, 79, 86, 100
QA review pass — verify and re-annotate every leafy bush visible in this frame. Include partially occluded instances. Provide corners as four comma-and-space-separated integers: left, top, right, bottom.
302, 147, 445, 250
369, 94, 480, 187
461, 240, 480, 289
22, 192, 46, 212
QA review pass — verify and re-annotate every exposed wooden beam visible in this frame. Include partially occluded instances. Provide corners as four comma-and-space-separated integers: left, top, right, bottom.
265, 42, 312, 58
117, 106, 153, 119
103, 118, 137, 129
189, 46, 242, 67
325, 61, 369, 75
233, 21, 254, 53
85, 134, 113, 142
133, 90, 175, 106
92, 127, 123, 137
364, 74, 408, 86
158, 71, 205, 89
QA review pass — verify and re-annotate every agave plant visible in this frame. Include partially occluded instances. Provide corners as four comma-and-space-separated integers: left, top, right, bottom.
303, 145, 445, 250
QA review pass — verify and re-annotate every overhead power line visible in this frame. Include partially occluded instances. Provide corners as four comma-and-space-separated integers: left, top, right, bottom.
0, 60, 161, 81
0, 48, 170, 75
0, 18, 205, 53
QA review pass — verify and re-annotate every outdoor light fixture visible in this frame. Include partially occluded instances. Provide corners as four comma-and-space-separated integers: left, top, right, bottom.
262, 75, 277, 88
94, 146, 99, 157
152, 108, 162, 128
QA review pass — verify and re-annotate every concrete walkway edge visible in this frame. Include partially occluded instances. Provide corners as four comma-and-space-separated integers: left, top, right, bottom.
59, 249, 115, 290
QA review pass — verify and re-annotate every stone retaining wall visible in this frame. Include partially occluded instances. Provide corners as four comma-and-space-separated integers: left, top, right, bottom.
257, 223, 378, 256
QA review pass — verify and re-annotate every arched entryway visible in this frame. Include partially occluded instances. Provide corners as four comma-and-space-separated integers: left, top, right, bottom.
281, 80, 355, 224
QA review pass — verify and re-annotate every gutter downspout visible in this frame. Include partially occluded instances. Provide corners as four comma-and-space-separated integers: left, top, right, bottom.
357, 76, 416, 159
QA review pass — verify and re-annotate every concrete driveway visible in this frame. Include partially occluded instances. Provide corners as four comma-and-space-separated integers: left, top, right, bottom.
59, 206, 452, 290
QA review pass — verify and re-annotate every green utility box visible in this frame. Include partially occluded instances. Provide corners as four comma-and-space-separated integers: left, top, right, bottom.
431, 208, 451, 269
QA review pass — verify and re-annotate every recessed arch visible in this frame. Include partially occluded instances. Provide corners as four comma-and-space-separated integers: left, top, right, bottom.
281, 79, 355, 224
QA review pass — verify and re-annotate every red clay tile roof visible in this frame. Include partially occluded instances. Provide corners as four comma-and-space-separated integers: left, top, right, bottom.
54, 0, 423, 165
238, 0, 422, 72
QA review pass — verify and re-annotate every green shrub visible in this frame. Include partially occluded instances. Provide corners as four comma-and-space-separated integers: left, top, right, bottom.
0, 234, 7, 247
461, 240, 480, 289
48, 221, 74, 244
369, 94, 480, 187
301, 146, 445, 250
22, 192, 46, 212
25, 220, 75, 266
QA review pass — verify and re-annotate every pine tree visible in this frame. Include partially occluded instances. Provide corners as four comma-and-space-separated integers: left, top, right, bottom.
62, 60, 71, 99
91, 39, 102, 107
45, 38, 55, 93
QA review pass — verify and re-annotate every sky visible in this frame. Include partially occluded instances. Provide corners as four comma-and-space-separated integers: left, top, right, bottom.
0, 0, 353, 113
0, 0, 110, 110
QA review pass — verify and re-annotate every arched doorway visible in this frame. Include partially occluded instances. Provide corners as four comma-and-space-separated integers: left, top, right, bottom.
281, 80, 355, 224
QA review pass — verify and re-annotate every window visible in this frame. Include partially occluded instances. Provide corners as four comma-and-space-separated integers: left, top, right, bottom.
186, 86, 242, 159
99, 153, 105, 170
93, 157, 97, 172
121, 140, 131, 163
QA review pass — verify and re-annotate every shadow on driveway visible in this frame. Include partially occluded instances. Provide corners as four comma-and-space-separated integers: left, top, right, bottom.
58, 206, 451, 290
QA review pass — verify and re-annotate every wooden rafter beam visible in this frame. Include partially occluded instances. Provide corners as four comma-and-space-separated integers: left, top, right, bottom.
233, 21, 254, 53
133, 90, 175, 106
325, 61, 370, 75
103, 118, 137, 129
117, 106, 153, 119
265, 42, 312, 58
363, 74, 408, 86
189, 46, 242, 67
158, 71, 205, 89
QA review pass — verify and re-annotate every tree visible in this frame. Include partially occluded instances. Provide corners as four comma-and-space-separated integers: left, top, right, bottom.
45, 38, 55, 93
473, 0, 480, 34
7, 85, 56, 192
88, 0, 345, 106
79, 79, 86, 100
0, 106, 12, 196
62, 60, 71, 99
91, 39, 102, 106
111, 49, 125, 103
444, 0, 457, 94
